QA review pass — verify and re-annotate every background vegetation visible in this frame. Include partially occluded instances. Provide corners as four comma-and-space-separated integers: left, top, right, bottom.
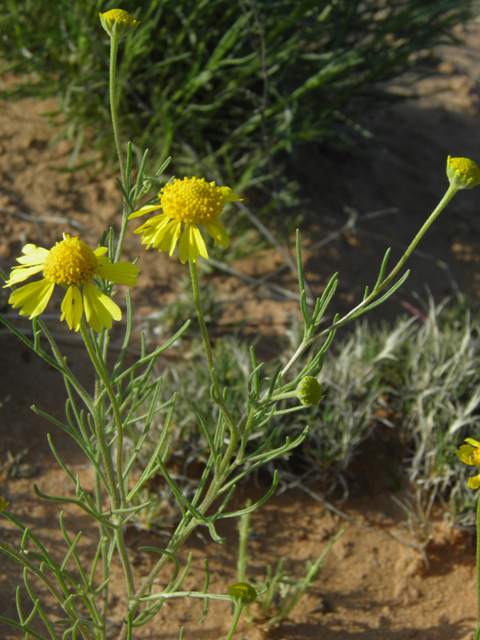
0, 0, 474, 189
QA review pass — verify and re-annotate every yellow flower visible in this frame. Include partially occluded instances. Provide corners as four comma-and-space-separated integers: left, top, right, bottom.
0, 496, 10, 513
446, 156, 480, 190
455, 438, 480, 489
129, 177, 243, 263
99, 9, 139, 39
4, 235, 140, 332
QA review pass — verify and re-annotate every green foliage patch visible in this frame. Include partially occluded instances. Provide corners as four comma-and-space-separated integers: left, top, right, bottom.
1, 0, 473, 185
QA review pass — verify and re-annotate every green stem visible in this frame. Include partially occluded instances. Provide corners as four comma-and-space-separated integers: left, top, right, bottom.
80, 324, 119, 504
280, 184, 459, 379
373, 184, 457, 293
94, 453, 109, 639
107, 34, 130, 264
189, 259, 237, 433
225, 604, 244, 640
79, 323, 135, 600
109, 35, 125, 191
80, 324, 128, 507
330, 184, 458, 329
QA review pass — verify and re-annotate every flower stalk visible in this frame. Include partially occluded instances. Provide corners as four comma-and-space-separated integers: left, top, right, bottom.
189, 258, 237, 433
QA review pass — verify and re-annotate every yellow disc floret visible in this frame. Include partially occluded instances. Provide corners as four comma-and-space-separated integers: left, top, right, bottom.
446, 156, 480, 190
101, 8, 134, 23
160, 177, 228, 225
43, 236, 98, 286
99, 9, 140, 39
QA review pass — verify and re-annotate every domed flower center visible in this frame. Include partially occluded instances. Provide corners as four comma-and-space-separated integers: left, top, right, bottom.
160, 177, 226, 225
43, 236, 98, 285
449, 157, 480, 182
102, 8, 135, 24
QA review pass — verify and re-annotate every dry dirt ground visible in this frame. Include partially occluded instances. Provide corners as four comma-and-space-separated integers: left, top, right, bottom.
2, 13, 480, 640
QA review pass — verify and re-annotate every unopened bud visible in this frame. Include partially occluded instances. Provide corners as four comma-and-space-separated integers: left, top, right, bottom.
228, 582, 257, 607
296, 376, 322, 406
99, 9, 140, 39
446, 156, 480, 190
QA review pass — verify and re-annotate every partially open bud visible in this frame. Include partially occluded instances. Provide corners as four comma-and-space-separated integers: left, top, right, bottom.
99, 9, 140, 39
296, 376, 323, 406
446, 156, 480, 190
228, 582, 258, 607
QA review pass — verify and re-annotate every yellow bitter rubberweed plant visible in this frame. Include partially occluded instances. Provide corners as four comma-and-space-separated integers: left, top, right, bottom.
0, 6, 479, 640
456, 438, 480, 640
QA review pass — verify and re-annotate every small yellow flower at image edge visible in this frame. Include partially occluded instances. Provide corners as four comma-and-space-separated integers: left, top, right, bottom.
455, 438, 480, 489
4, 235, 140, 332
129, 177, 243, 263
446, 156, 480, 190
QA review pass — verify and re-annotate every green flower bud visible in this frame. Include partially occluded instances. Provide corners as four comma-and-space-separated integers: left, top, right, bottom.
99, 9, 140, 39
296, 376, 322, 406
0, 496, 10, 513
228, 582, 257, 607
446, 156, 480, 190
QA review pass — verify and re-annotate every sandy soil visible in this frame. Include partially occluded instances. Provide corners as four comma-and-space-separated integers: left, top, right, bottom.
1, 12, 480, 640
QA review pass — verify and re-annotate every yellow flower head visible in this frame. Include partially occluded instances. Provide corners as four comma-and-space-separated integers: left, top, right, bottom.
0, 496, 10, 513
99, 9, 139, 39
446, 156, 480, 190
455, 437, 480, 489
296, 376, 323, 406
4, 235, 140, 332
129, 177, 243, 263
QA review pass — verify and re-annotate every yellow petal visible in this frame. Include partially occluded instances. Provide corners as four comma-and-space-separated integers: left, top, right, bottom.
178, 225, 209, 263
468, 474, 480, 490
17, 244, 49, 262
94, 247, 109, 257
9, 279, 55, 318
128, 202, 162, 219
5, 264, 45, 286
83, 282, 121, 332
204, 220, 229, 248
96, 260, 140, 286
134, 214, 170, 247
156, 220, 182, 256
60, 285, 83, 331
465, 438, 480, 448
456, 443, 480, 466
219, 186, 243, 202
